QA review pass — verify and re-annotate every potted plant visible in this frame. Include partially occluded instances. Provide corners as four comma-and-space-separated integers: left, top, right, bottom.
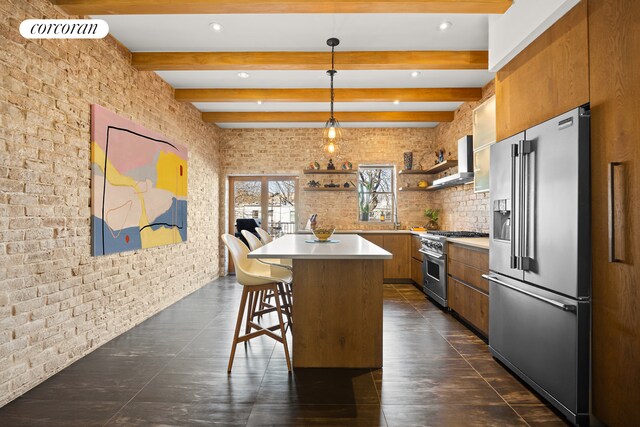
424, 208, 440, 230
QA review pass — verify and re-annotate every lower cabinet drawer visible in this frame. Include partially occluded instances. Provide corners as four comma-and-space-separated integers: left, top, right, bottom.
448, 277, 489, 336
411, 257, 423, 286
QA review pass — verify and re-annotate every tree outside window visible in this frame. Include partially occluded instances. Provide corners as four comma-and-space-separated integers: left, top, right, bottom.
358, 165, 395, 222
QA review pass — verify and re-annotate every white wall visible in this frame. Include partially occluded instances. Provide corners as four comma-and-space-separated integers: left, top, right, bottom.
488, 0, 580, 71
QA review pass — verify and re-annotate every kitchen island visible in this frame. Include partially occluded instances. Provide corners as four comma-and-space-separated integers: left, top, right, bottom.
249, 234, 392, 368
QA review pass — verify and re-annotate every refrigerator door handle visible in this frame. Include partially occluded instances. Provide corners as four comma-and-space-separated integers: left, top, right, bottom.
608, 162, 623, 263
510, 143, 519, 269
482, 274, 577, 312
520, 140, 533, 271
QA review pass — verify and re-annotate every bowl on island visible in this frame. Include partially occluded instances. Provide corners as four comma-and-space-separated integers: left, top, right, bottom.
312, 227, 335, 242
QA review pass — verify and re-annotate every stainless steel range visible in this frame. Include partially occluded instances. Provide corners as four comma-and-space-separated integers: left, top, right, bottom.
420, 231, 489, 307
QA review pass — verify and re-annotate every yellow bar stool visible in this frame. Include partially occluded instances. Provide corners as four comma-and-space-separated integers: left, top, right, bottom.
221, 234, 292, 372
255, 227, 273, 244
240, 230, 293, 330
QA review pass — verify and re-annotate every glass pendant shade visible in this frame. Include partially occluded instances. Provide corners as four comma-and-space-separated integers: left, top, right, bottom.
321, 37, 344, 155
322, 117, 343, 154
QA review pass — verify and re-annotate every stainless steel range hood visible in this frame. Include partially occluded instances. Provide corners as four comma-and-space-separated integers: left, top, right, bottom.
431, 135, 474, 189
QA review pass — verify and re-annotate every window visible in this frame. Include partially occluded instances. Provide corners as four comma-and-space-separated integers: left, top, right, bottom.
358, 165, 395, 222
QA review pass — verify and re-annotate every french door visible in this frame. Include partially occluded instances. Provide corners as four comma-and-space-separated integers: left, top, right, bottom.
227, 175, 298, 272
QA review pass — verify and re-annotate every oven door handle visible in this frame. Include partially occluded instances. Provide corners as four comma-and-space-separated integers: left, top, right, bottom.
419, 248, 443, 259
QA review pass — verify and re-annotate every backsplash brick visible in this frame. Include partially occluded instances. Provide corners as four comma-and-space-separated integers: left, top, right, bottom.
0, 0, 221, 406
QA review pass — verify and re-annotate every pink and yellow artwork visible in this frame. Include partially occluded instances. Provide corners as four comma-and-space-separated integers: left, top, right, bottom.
91, 104, 188, 256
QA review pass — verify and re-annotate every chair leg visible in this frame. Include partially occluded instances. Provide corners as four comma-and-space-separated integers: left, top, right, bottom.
273, 284, 292, 371
228, 286, 249, 373
278, 283, 293, 331
245, 290, 256, 335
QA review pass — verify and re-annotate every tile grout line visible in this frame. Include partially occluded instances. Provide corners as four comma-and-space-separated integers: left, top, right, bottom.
397, 286, 532, 427
101, 300, 228, 426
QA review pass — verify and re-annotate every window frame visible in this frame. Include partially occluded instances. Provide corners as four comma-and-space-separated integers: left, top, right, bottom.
357, 164, 396, 223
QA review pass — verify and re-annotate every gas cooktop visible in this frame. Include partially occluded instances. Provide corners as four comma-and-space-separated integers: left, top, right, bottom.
425, 231, 489, 238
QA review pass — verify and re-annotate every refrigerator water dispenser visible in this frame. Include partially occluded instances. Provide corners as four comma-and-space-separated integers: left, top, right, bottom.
493, 199, 511, 241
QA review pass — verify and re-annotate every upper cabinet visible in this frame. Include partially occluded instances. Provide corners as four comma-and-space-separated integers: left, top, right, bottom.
472, 95, 497, 151
472, 95, 496, 193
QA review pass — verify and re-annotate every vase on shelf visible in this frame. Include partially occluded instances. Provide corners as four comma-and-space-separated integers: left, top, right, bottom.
403, 152, 413, 170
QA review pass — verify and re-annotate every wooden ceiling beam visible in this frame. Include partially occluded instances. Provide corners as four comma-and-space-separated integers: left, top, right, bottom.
54, 1, 512, 15
132, 51, 489, 71
201, 111, 455, 123
176, 88, 482, 103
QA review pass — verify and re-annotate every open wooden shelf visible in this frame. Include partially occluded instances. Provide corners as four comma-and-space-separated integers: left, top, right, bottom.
399, 186, 436, 192
304, 187, 356, 192
303, 169, 357, 175
399, 160, 458, 175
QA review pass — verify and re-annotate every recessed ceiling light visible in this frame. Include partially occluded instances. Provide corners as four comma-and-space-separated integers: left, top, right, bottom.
237, 72, 250, 79
256, 100, 263, 105
208, 22, 223, 33
393, 100, 400, 105
439, 21, 453, 31
410, 71, 421, 78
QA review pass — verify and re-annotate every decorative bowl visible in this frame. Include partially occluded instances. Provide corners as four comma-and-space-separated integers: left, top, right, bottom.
312, 227, 335, 241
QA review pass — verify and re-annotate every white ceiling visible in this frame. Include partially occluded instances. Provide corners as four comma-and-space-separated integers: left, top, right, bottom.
96, 13, 495, 128
194, 101, 463, 112
217, 122, 439, 129
95, 14, 489, 52
158, 70, 493, 89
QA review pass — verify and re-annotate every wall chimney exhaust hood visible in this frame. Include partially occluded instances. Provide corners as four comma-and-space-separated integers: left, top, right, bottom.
431, 136, 474, 189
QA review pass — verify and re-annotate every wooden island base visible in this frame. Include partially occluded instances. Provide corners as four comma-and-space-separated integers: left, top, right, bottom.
292, 259, 383, 368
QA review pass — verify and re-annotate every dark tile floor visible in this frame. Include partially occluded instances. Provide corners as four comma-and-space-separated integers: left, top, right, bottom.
0, 277, 569, 426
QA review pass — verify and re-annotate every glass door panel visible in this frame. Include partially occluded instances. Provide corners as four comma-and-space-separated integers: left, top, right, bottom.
268, 179, 296, 237
233, 179, 263, 229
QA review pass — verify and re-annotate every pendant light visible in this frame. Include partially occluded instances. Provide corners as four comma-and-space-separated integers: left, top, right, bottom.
322, 37, 343, 155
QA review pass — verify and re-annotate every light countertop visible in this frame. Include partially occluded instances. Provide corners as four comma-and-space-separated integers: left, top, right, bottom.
297, 229, 420, 235
447, 237, 490, 250
249, 234, 392, 260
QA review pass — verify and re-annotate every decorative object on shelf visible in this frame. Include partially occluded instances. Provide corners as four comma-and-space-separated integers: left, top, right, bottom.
327, 158, 336, 170
343, 182, 350, 188
322, 38, 343, 155
307, 180, 321, 188
380, 212, 386, 222
90, 104, 188, 256
308, 161, 320, 170
436, 149, 445, 164
403, 152, 413, 170
324, 180, 339, 188
418, 180, 428, 188
341, 161, 353, 170
424, 208, 440, 230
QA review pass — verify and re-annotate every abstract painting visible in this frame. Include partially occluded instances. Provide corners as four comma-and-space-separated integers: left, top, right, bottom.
91, 104, 188, 256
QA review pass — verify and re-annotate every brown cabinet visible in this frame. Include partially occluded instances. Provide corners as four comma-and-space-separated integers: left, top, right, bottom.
360, 233, 411, 281
410, 235, 424, 287
447, 242, 489, 336
589, 0, 640, 424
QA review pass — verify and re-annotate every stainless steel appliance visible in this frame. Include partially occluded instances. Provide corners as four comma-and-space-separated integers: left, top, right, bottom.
432, 135, 474, 188
484, 106, 590, 426
421, 231, 489, 307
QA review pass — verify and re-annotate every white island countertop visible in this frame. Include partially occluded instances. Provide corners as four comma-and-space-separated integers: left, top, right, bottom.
248, 234, 392, 260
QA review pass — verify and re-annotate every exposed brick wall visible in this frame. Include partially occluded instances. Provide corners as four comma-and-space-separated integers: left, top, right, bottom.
433, 80, 495, 232
219, 127, 441, 233
0, 0, 221, 406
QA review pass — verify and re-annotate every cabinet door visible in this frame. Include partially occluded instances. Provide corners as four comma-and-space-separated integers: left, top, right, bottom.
590, 0, 640, 424
382, 234, 411, 279
448, 277, 489, 336
411, 257, 423, 286
411, 235, 422, 260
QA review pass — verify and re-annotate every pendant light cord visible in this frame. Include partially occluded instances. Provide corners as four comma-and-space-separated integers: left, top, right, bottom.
330, 44, 335, 119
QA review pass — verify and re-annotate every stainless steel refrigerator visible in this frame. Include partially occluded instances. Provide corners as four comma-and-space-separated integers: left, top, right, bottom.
485, 106, 590, 426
